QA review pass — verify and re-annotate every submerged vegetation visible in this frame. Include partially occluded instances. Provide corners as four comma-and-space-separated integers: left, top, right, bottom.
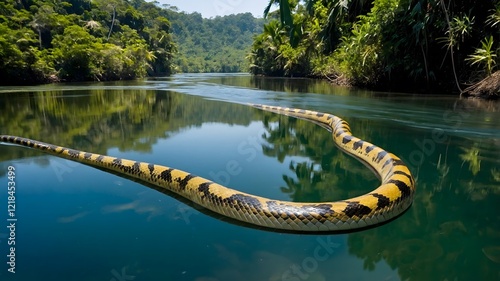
250, 0, 500, 94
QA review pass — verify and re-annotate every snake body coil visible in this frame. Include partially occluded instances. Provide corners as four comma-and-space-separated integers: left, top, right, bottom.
0, 104, 415, 232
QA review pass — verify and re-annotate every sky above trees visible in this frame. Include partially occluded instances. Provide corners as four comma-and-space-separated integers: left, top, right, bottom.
156, 0, 273, 18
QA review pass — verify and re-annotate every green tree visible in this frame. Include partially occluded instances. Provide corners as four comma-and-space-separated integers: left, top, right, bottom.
51, 25, 100, 80
254, 0, 499, 92
0, 0, 176, 84
165, 10, 264, 73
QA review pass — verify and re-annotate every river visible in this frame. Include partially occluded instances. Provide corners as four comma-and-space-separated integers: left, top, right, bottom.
0, 73, 499, 280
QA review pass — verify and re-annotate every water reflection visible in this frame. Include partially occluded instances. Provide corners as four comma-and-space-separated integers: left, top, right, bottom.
257, 111, 378, 203
255, 102, 499, 280
205, 74, 368, 96
0, 76, 499, 280
0, 89, 254, 161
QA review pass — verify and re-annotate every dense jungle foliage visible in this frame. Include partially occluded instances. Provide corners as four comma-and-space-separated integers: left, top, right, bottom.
0, 0, 178, 85
250, 0, 500, 93
163, 9, 265, 73
0, 0, 264, 85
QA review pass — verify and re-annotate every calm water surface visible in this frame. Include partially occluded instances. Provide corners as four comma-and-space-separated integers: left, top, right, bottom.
0, 73, 499, 281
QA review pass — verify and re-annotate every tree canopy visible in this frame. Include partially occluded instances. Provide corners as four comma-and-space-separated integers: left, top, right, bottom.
0, 0, 177, 85
163, 10, 265, 73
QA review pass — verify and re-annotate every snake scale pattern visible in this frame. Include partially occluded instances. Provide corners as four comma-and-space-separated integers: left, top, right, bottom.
0, 104, 415, 232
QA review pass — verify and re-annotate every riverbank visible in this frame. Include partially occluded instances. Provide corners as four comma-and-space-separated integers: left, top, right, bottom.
462, 71, 500, 100
249, 1, 499, 98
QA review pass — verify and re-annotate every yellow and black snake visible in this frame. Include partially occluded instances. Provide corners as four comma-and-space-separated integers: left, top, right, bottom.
0, 104, 415, 232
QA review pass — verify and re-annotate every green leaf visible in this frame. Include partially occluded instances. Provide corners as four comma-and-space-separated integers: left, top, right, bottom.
264, 0, 277, 18
289, 23, 302, 48
279, 0, 293, 29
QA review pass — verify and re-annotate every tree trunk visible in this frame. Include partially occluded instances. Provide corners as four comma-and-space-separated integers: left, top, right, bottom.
107, 6, 116, 41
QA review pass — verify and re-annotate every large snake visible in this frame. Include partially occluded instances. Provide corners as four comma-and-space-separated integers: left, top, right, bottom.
0, 104, 415, 232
